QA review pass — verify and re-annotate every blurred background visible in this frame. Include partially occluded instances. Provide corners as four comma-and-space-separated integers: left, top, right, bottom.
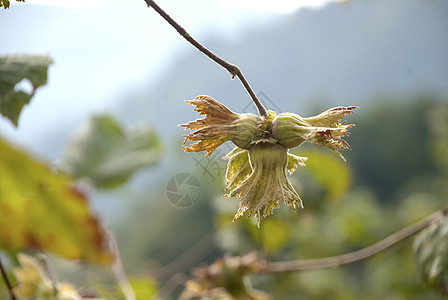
1, 0, 448, 298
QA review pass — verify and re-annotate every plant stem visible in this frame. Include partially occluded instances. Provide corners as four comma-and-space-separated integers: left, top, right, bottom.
144, 0, 268, 117
0, 258, 15, 300
37, 254, 59, 295
107, 230, 136, 300
262, 205, 448, 273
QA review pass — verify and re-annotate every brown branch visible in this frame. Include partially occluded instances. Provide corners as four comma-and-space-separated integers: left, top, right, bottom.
144, 0, 268, 117
262, 205, 448, 273
0, 258, 16, 300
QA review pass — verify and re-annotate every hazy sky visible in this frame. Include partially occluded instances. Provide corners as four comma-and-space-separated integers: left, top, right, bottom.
15, 0, 336, 12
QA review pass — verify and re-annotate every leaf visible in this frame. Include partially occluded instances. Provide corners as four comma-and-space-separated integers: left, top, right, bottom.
297, 147, 352, 199
62, 115, 162, 189
414, 215, 448, 295
129, 277, 158, 300
248, 218, 289, 254
0, 54, 53, 125
0, 137, 112, 263
224, 147, 251, 191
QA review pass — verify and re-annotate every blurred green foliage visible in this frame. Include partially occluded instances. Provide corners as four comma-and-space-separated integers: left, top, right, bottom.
62, 115, 162, 189
0, 53, 163, 298
293, 147, 352, 200
129, 277, 158, 300
346, 96, 439, 202
1, 85, 447, 299
428, 101, 448, 174
114, 94, 447, 299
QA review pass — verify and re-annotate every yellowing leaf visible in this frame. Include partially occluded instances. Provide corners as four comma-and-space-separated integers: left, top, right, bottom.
0, 137, 112, 263
0, 54, 53, 125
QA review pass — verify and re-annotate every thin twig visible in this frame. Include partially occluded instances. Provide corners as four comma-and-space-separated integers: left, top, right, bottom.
107, 230, 136, 300
144, 0, 268, 117
262, 205, 448, 273
150, 231, 216, 299
0, 257, 16, 300
37, 254, 59, 295
148, 231, 216, 280
154, 273, 189, 300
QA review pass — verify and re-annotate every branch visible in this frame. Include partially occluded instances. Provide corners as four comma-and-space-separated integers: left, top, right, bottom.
0, 257, 16, 300
262, 205, 448, 273
139, 206, 448, 297
144, 0, 268, 117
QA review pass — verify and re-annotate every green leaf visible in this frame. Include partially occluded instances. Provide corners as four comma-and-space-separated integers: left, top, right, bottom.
249, 218, 289, 254
0, 54, 53, 125
296, 147, 352, 199
414, 215, 448, 295
129, 277, 158, 300
62, 115, 162, 189
0, 137, 112, 263
224, 147, 251, 191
